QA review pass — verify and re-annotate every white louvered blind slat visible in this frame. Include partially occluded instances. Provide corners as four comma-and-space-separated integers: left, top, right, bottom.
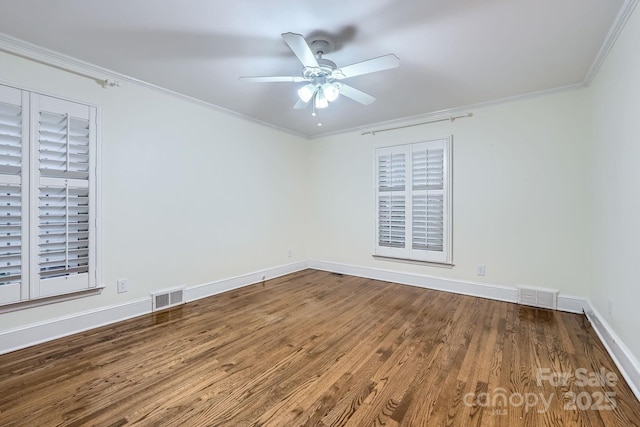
39, 186, 90, 279
412, 148, 444, 190
39, 112, 91, 180
378, 194, 406, 248
0, 102, 23, 176
0, 95, 23, 291
0, 184, 22, 285
378, 153, 406, 191
412, 193, 444, 251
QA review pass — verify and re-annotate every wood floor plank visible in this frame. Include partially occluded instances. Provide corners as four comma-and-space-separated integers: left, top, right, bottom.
0, 269, 639, 426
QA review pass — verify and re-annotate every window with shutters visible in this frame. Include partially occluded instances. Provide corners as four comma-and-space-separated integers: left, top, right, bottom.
375, 138, 452, 264
0, 83, 98, 306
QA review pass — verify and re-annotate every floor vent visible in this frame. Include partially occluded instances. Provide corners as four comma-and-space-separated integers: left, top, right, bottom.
518, 285, 558, 310
151, 286, 186, 312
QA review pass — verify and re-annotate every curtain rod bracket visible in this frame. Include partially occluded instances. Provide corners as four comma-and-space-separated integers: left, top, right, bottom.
99, 79, 120, 88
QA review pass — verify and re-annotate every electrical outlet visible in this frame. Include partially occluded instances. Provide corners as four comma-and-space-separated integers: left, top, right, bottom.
117, 279, 128, 294
288, 249, 292, 258
476, 265, 486, 276
608, 298, 614, 317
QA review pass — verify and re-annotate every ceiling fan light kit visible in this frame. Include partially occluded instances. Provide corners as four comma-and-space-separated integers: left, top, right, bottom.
297, 81, 340, 109
240, 32, 399, 116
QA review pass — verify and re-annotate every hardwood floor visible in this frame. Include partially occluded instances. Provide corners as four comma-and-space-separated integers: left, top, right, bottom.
0, 269, 639, 426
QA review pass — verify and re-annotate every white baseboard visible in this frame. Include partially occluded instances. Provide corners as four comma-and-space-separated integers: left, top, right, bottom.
0, 261, 309, 355
309, 260, 518, 301
184, 261, 308, 302
585, 304, 640, 402
309, 260, 590, 310
557, 294, 590, 314
0, 297, 151, 355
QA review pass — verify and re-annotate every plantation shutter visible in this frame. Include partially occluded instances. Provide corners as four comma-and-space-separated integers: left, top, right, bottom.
0, 86, 28, 304
375, 138, 451, 263
377, 149, 407, 250
375, 145, 409, 258
410, 140, 449, 263
32, 94, 96, 297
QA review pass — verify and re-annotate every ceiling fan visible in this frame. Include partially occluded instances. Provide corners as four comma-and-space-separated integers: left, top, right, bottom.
240, 32, 399, 115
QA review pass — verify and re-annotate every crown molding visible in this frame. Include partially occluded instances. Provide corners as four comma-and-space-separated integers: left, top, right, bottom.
0, 32, 120, 86
583, 0, 639, 86
312, 82, 586, 139
0, 32, 307, 139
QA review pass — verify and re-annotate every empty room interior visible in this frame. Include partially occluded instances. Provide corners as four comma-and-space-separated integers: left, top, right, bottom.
1, 1, 640, 426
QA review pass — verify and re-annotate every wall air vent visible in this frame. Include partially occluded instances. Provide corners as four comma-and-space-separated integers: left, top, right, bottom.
150, 286, 186, 312
517, 285, 558, 310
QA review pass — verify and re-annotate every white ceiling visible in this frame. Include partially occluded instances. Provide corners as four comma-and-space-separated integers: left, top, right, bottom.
0, 0, 628, 137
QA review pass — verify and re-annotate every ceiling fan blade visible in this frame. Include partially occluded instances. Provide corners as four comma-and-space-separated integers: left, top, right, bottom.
281, 32, 319, 68
293, 99, 308, 109
239, 76, 306, 83
337, 54, 400, 79
339, 84, 376, 105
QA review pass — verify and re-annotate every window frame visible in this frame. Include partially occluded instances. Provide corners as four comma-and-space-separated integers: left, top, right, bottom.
374, 137, 453, 265
0, 82, 101, 308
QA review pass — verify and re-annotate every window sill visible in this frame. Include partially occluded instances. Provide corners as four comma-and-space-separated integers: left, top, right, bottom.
372, 255, 455, 269
0, 286, 105, 314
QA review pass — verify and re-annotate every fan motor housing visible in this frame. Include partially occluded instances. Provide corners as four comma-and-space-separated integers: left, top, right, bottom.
301, 35, 338, 79
308, 35, 335, 56
303, 58, 337, 79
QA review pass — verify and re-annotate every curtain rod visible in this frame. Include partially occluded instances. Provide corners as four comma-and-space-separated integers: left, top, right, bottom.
361, 112, 473, 136
28, 54, 121, 88
0, 44, 120, 89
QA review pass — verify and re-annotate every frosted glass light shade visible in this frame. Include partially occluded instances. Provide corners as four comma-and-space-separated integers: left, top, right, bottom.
322, 83, 339, 102
315, 88, 329, 108
297, 84, 315, 103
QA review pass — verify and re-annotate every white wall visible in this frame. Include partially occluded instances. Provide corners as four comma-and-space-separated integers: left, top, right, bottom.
308, 90, 592, 297
0, 51, 309, 331
588, 5, 640, 360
